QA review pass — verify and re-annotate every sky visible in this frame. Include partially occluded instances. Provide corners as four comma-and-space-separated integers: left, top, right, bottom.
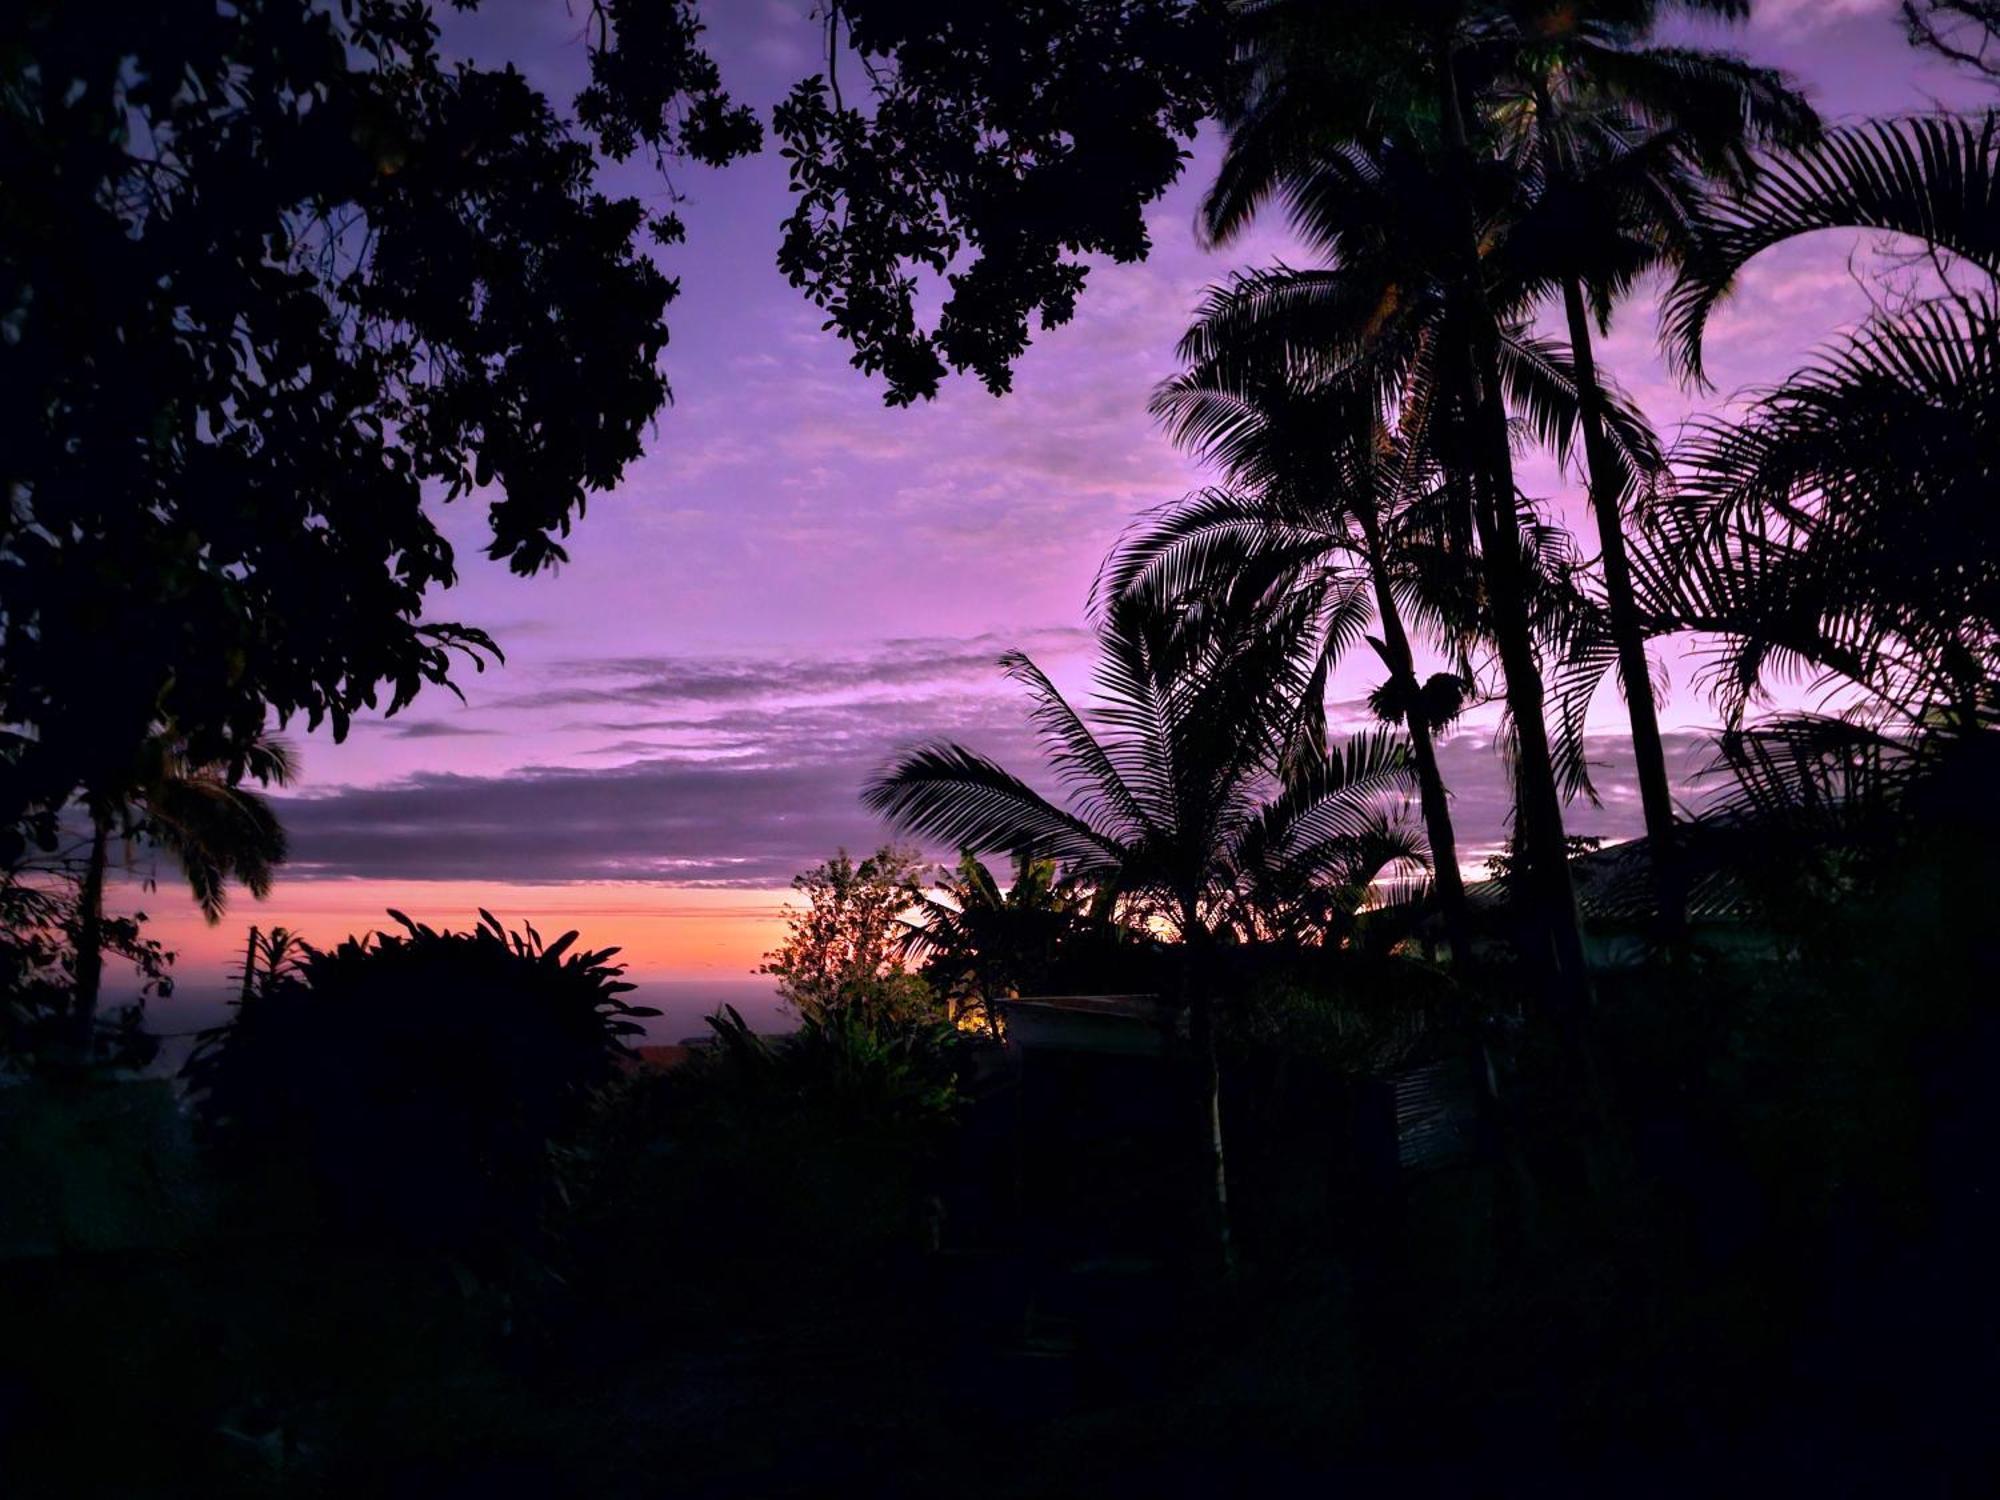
119, 0, 1986, 1036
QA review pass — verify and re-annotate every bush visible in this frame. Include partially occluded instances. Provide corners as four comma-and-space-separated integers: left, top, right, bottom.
578, 1007, 970, 1304
1219, 951, 1469, 1078
184, 911, 656, 1252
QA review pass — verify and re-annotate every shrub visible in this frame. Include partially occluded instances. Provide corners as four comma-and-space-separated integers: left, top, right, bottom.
578, 1006, 970, 1303
184, 911, 656, 1251
1, 875, 168, 1075
759, 847, 943, 1027
1219, 951, 1469, 1078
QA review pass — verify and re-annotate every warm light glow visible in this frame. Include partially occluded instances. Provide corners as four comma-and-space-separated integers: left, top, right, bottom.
111, 878, 794, 984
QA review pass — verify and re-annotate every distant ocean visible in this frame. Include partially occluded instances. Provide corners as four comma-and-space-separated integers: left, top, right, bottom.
126, 975, 791, 1079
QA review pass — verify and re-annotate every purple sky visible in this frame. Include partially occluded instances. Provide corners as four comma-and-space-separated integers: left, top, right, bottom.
124, 0, 1987, 1000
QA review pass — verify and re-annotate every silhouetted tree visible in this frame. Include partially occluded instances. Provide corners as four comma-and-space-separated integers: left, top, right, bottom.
0, 852, 172, 1071
902, 852, 1119, 1027
0, 0, 759, 859
1109, 372, 1485, 964
1661, 115, 2000, 729
866, 593, 1414, 1267
1653, 114, 1998, 938
1486, 5, 1816, 931
1194, 3, 1612, 1022
760, 847, 937, 1026
69, 730, 294, 1041
761, 2, 1227, 404
1905, 0, 2000, 78
185, 909, 656, 1250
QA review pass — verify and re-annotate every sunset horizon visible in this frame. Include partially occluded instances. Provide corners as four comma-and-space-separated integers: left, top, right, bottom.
11, 2, 1996, 1488
90, 2, 1984, 1024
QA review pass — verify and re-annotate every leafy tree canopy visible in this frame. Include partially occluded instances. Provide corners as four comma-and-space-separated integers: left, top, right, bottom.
0, 0, 758, 848
759, 1, 1227, 403
760, 846, 937, 1025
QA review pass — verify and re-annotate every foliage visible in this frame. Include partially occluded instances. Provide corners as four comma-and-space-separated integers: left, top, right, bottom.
1649, 112, 1999, 842
98, 730, 298, 921
1482, 833, 1605, 888
1219, 953, 1469, 1078
1905, 0, 2000, 79
0, 863, 169, 1074
868, 589, 1418, 1263
579, 1004, 967, 1288
0, 0, 759, 846
868, 593, 1418, 942
1664, 113, 2000, 384
761, 1, 1226, 403
58, 725, 294, 1032
1663, 296, 2000, 729
759, 846, 938, 1026
185, 910, 657, 1251
229, 923, 312, 1002
904, 851, 1136, 1023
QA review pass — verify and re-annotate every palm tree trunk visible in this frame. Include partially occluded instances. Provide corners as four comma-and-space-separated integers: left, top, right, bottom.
1181, 928, 1234, 1276
1432, 32, 1596, 1026
1559, 274, 1687, 938
240, 925, 261, 1002
73, 810, 110, 1045
1358, 518, 1475, 965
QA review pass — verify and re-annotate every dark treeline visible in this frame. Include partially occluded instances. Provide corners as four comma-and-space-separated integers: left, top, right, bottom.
3, 2, 1997, 1493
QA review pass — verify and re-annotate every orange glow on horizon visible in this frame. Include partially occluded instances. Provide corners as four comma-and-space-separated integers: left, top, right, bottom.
113, 879, 795, 983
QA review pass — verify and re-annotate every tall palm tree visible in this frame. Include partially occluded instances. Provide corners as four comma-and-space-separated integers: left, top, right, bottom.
1108, 364, 1484, 961
1202, 2, 1607, 1020
1187, 106, 1683, 1031
1657, 114, 2000, 722
1484, 8, 1817, 930
865, 593, 1417, 1266
1640, 114, 2000, 897
74, 729, 295, 1039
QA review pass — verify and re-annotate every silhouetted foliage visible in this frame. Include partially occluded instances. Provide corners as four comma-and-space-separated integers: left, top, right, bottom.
760, 845, 940, 1026
0, 0, 758, 850
579, 1004, 967, 1293
903, 851, 1142, 1024
1904, 0, 2000, 81
868, 591, 1418, 1263
759, 2, 1227, 403
0, 872, 167, 1074
64, 728, 295, 1037
0, 725, 177, 1069
185, 910, 657, 1251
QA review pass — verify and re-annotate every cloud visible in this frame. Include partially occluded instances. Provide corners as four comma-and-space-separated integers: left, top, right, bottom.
1750, 0, 1894, 34
272, 658, 1057, 886
272, 670, 1725, 888
377, 721, 499, 741
498, 628, 1091, 711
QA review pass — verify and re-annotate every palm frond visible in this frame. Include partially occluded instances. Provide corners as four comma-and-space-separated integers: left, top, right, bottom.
1665, 112, 2000, 383
863, 745, 1124, 878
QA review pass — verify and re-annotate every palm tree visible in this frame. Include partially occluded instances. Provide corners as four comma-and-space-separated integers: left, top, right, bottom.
1202, 3, 1608, 1020
73, 729, 295, 1040
1664, 113, 2000, 385
1657, 115, 2000, 724
1667, 300, 1999, 732
865, 593, 1417, 1266
1483, 9, 1817, 930
1182, 103, 1683, 1026
1638, 114, 1999, 903
902, 851, 1113, 1029
1107, 363, 1484, 962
